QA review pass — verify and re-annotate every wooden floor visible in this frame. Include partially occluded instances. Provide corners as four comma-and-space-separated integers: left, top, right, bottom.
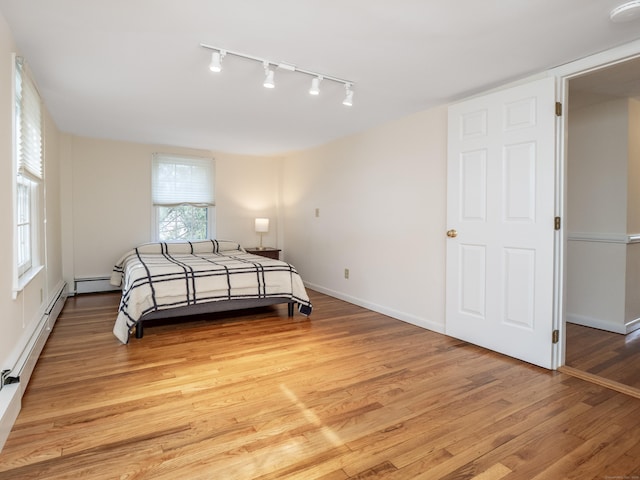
1, 291, 640, 479
565, 322, 640, 391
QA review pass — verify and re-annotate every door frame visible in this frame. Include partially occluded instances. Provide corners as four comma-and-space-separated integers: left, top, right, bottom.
550, 38, 640, 369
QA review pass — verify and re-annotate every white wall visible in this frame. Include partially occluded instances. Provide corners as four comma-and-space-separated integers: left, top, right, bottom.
566, 96, 640, 333
281, 106, 448, 332
62, 135, 282, 284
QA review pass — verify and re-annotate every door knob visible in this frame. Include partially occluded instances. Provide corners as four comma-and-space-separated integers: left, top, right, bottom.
446, 229, 458, 238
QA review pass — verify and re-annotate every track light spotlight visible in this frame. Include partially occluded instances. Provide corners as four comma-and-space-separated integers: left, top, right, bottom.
209, 50, 225, 72
309, 76, 322, 95
263, 62, 275, 89
342, 84, 354, 106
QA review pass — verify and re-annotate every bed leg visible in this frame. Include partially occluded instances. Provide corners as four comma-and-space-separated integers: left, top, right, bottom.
135, 323, 144, 339
288, 302, 294, 317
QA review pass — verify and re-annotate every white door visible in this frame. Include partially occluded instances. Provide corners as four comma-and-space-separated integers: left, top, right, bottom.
445, 77, 556, 369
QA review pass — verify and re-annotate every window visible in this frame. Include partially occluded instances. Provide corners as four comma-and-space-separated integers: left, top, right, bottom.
16, 176, 35, 276
13, 55, 43, 290
152, 154, 215, 241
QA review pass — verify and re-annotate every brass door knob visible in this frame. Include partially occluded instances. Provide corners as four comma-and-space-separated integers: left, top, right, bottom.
446, 229, 458, 238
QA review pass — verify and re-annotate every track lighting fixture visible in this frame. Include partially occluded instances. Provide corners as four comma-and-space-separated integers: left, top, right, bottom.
309, 76, 322, 95
342, 84, 354, 107
263, 62, 275, 89
209, 50, 225, 72
200, 43, 355, 106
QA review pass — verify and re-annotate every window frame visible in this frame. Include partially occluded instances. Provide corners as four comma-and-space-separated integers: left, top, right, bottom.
12, 54, 43, 297
151, 153, 215, 242
16, 174, 35, 277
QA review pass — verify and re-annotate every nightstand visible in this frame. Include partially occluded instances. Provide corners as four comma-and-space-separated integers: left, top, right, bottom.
246, 247, 281, 260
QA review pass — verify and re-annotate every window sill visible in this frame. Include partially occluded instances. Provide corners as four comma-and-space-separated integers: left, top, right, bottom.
12, 265, 44, 300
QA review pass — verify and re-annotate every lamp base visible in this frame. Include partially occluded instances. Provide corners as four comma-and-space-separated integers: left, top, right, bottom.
256, 246, 266, 250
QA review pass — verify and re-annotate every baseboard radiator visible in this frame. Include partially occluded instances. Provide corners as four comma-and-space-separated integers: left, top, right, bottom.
0, 282, 67, 450
73, 276, 119, 295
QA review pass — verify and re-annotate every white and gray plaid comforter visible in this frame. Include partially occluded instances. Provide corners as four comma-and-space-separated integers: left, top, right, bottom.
110, 240, 312, 343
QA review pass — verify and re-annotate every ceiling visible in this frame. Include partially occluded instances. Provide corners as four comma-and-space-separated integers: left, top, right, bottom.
1, 1, 640, 156
569, 55, 640, 109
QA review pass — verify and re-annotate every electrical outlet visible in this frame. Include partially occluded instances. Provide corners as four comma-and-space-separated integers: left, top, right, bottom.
344, 268, 349, 279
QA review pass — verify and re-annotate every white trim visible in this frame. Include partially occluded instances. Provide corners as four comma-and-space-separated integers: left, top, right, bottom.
567, 313, 626, 334
625, 317, 640, 334
0, 282, 67, 452
0, 384, 21, 451
567, 232, 640, 244
74, 276, 119, 294
12, 264, 43, 300
567, 313, 640, 335
4, 283, 66, 385
11, 53, 19, 298
551, 39, 640, 81
553, 38, 640, 368
304, 282, 446, 335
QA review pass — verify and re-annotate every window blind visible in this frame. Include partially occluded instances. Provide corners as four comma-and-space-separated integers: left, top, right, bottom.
152, 154, 214, 207
16, 57, 43, 181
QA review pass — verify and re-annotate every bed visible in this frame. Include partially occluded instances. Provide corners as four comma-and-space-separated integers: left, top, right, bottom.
109, 240, 312, 343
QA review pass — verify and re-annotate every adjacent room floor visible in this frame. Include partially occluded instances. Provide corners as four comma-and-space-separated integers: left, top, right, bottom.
565, 322, 640, 391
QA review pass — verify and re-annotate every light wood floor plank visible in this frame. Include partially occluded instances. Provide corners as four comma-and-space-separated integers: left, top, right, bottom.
1, 290, 640, 479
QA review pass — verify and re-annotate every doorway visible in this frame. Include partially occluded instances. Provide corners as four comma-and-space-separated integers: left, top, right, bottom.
563, 54, 640, 394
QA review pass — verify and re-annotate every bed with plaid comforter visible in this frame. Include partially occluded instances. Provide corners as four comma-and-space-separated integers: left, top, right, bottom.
110, 240, 312, 343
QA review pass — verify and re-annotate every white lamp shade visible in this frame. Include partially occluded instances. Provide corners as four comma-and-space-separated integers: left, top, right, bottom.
255, 218, 269, 233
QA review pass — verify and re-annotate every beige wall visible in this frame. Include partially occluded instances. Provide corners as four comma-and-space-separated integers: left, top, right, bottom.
65, 106, 449, 332
63, 135, 282, 283
0, 13, 63, 383
567, 98, 628, 234
281, 106, 448, 332
2, 6, 448, 374
566, 97, 640, 333
627, 99, 640, 233
0, 8, 21, 371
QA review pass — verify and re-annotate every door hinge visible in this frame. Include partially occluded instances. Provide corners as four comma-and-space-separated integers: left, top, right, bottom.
552, 329, 560, 344
554, 216, 561, 230
555, 102, 562, 117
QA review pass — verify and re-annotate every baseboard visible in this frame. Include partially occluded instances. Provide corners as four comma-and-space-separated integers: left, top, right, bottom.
0, 282, 67, 452
624, 317, 640, 334
304, 282, 446, 335
0, 384, 20, 451
74, 276, 118, 294
566, 313, 626, 334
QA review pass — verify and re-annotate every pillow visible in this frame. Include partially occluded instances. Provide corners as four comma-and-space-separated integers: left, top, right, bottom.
134, 240, 243, 255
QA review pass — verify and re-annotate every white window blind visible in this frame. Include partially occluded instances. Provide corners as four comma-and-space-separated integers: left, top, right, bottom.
15, 56, 43, 181
152, 154, 214, 207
